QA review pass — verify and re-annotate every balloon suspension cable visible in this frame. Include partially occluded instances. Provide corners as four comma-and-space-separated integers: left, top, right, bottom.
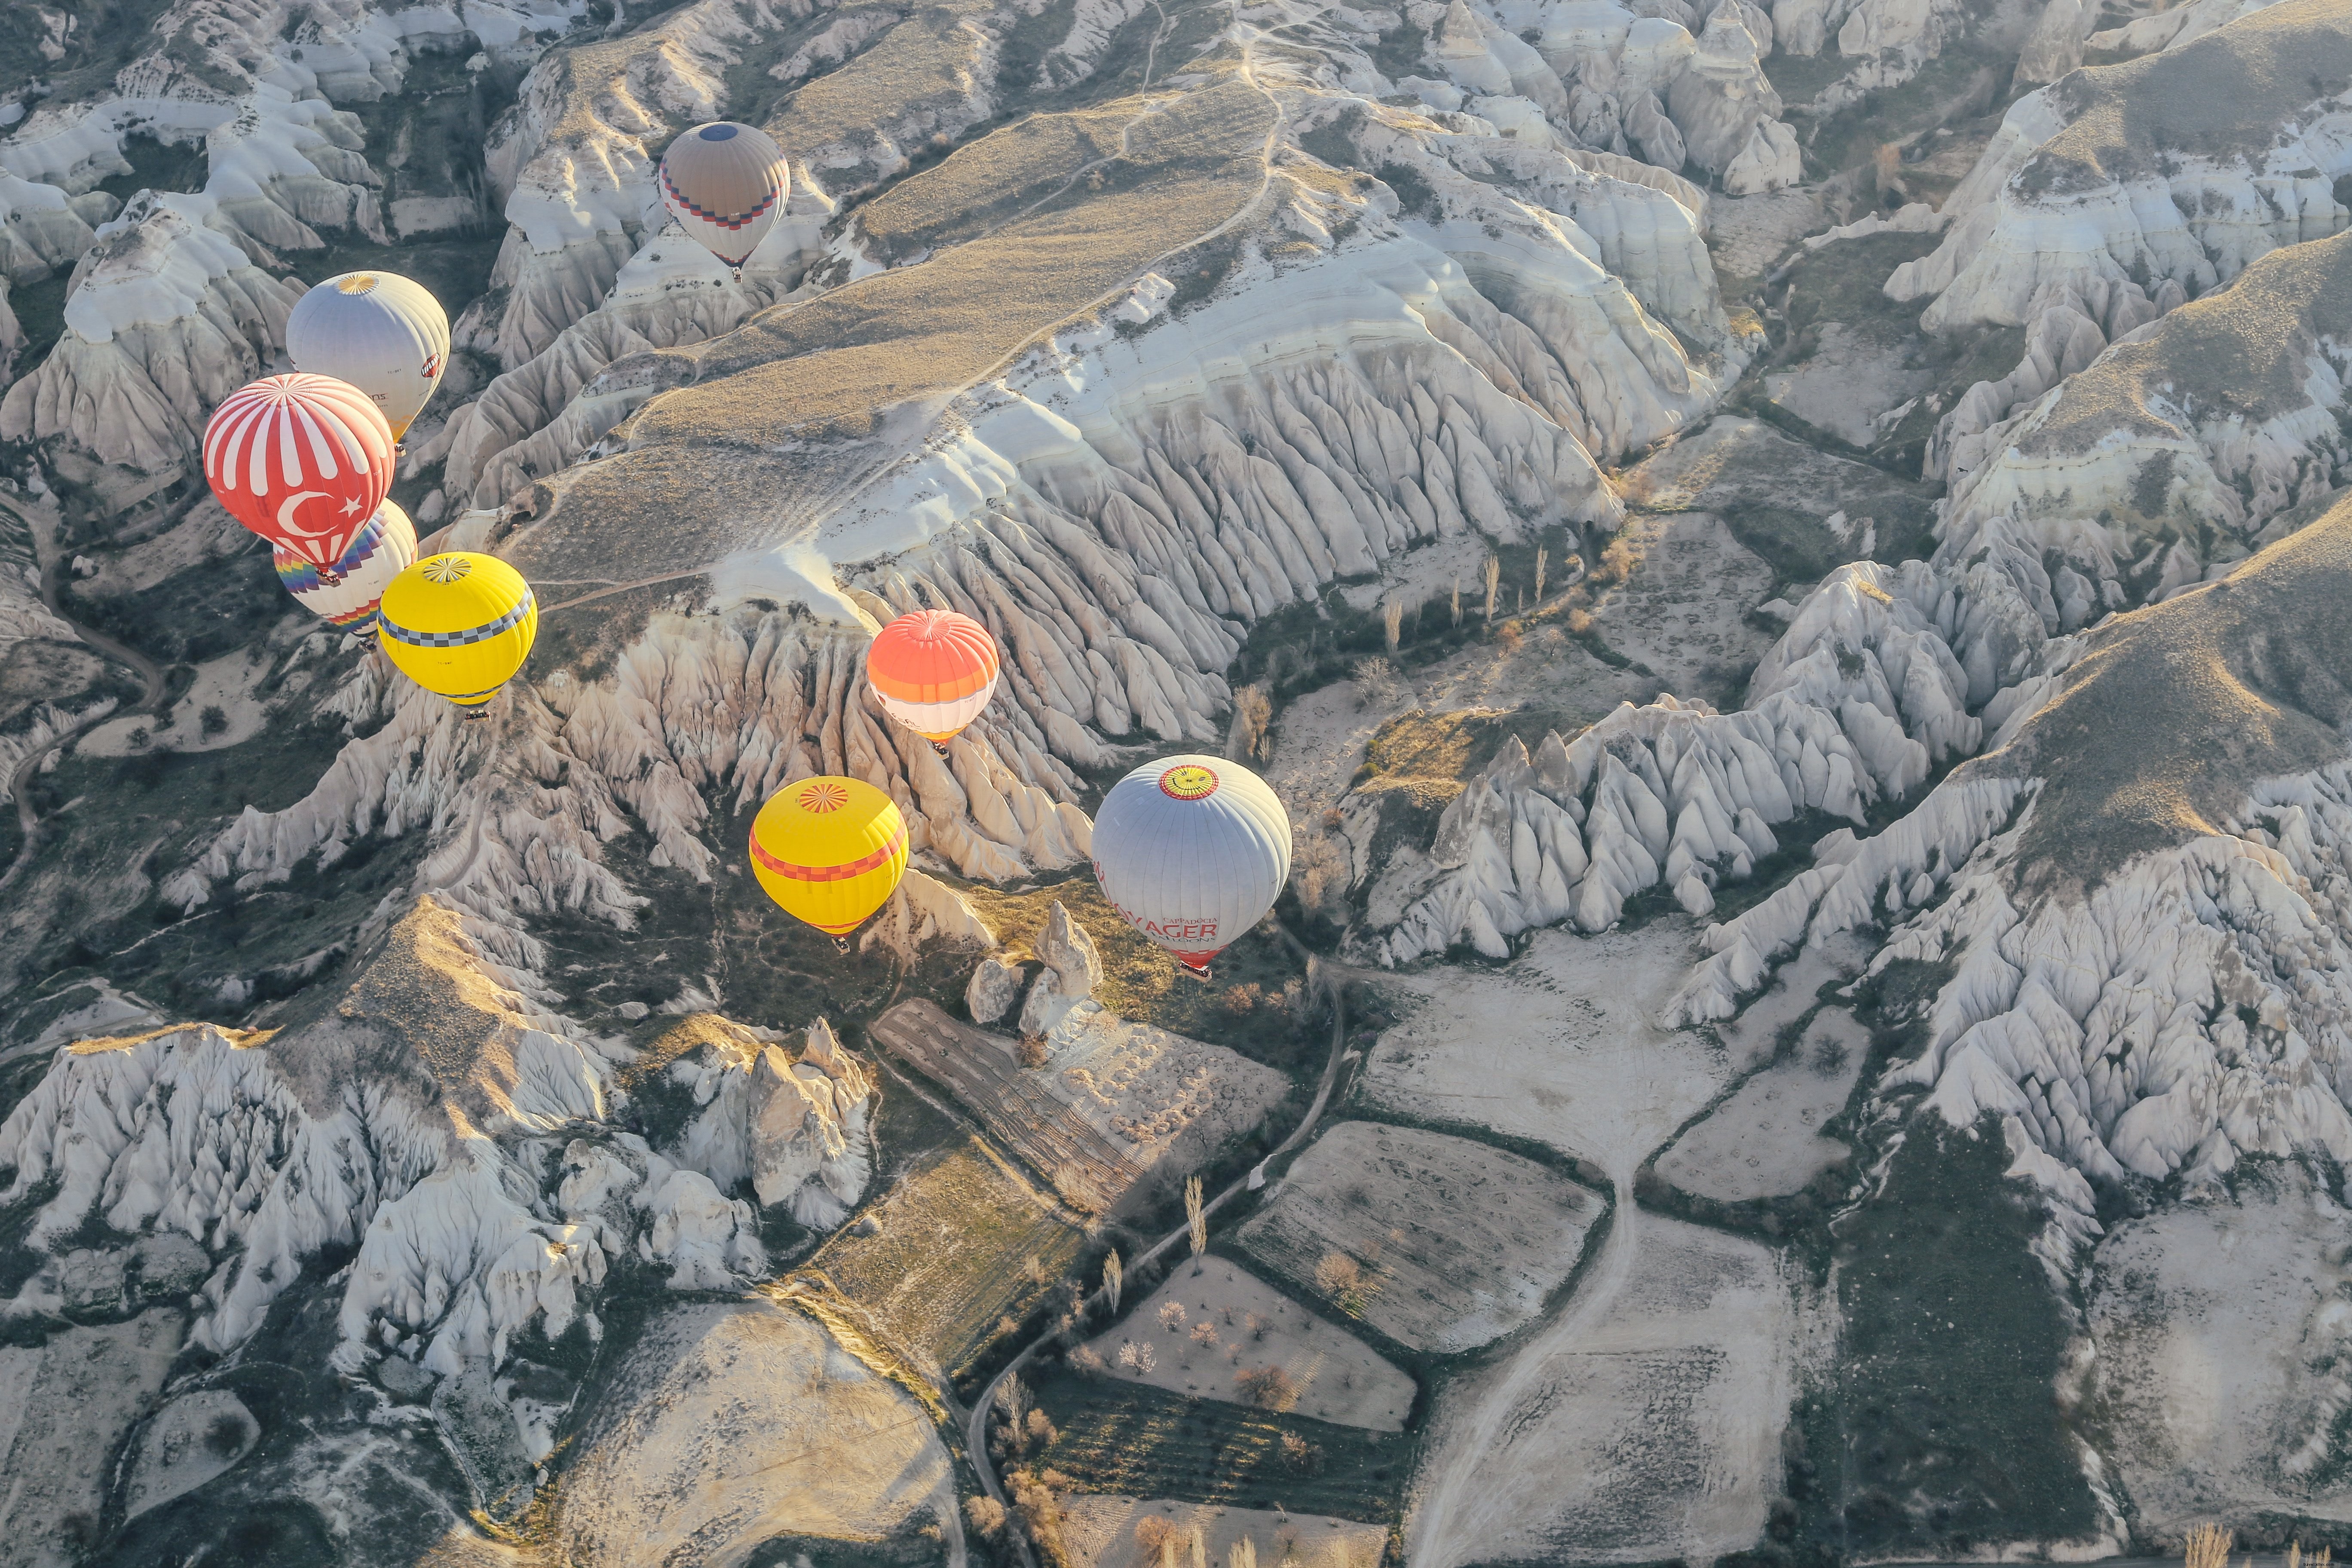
831, 935, 852, 956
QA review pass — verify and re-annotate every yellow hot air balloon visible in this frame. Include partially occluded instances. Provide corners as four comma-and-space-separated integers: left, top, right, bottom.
377, 552, 538, 718
749, 776, 908, 951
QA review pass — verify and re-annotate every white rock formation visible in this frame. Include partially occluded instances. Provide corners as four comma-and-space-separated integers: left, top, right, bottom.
967, 955, 1026, 1023
1660, 499, 2352, 1285
1016, 898, 1105, 1039
661, 1015, 877, 1227
0, 897, 773, 1411
1436, 0, 1804, 193
1889, 0, 2352, 332
1373, 556, 1980, 962
0, 194, 300, 482
1936, 229, 2352, 618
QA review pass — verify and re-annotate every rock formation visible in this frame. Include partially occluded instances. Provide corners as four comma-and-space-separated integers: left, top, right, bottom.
1889, 0, 2352, 332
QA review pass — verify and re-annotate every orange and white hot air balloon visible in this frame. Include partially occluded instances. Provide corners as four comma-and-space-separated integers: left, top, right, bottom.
748, 776, 910, 953
203, 373, 395, 573
866, 609, 1000, 754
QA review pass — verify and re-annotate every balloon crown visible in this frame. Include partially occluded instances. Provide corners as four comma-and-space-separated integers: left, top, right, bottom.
337, 273, 379, 294
1159, 763, 1219, 800
700, 123, 739, 140
421, 555, 472, 584
797, 780, 849, 814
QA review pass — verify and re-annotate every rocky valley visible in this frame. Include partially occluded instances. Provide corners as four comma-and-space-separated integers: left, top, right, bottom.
4, 0, 2352, 1560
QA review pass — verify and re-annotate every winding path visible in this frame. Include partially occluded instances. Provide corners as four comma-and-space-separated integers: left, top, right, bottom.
0, 551, 168, 896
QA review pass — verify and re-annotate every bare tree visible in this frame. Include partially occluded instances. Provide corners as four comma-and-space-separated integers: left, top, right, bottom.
1534, 545, 1547, 603
1483, 556, 1500, 621
1381, 598, 1403, 653
1103, 1249, 1123, 1314
1226, 683, 1272, 761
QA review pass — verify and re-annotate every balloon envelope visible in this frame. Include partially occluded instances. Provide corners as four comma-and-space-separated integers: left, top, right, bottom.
203, 373, 394, 569
749, 776, 909, 937
377, 552, 537, 711
286, 271, 452, 442
659, 121, 789, 269
867, 609, 999, 743
275, 499, 418, 636
1091, 755, 1291, 972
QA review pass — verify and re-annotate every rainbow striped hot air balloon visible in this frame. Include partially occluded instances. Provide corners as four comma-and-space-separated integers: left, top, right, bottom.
274, 499, 418, 638
376, 552, 538, 718
748, 776, 909, 952
866, 609, 1000, 753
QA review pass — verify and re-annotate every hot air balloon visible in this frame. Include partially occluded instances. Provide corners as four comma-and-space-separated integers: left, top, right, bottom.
658, 121, 790, 272
1091, 755, 1291, 978
748, 776, 909, 952
274, 499, 418, 638
202, 373, 394, 572
867, 609, 999, 753
285, 271, 452, 444
375, 552, 538, 718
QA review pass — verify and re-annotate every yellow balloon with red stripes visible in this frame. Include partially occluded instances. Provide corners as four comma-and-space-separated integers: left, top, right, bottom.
748, 776, 909, 944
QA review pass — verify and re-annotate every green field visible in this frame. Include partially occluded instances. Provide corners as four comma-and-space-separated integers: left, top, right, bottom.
1029, 1362, 1411, 1523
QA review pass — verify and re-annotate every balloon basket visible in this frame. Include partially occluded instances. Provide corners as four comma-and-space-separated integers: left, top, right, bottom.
831, 935, 851, 956
459, 706, 490, 723
1177, 962, 1212, 983
930, 740, 952, 757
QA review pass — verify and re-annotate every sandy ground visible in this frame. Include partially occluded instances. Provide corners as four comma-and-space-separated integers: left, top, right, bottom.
558, 1300, 963, 1564
1084, 1259, 1417, 1431
1409, 1209, 1799, 1567
1237, 1120, 1603, 1352
80, 645, 272, 757
1653, 1008, 1870, 1202
0, 1308, 184, 1568
2088, 1161, 2352, 1528
1359, 922, 1728, 1179
1706, 190, 1827, 285
1584, 511, 1777, 701
1062, 1495, 1387, 1568
1763, 322, 1934, 447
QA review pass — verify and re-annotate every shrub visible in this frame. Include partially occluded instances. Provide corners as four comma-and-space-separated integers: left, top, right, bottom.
1117, 1340, 1156, 1374
1353, 655, 1404, 705
1190, 1320, 1219, 1348
1017, 1034, 1051, 1067
199, 704, 228, 736
1234, 1364, 1299, 1412
202, 1413, 249, 1458
1068, 1344, 1107, 1377
966, 1495, 1008, 1536
1159, 1300, 1188, 1332
1278, 1430, 1323, 1474
1222, 983, 1262, 1016
1313, 1250, 1363, 1298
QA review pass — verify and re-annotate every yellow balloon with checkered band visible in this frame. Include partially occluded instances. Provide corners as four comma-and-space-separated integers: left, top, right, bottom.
748, 776, 909, 951
376, 552, 538, 718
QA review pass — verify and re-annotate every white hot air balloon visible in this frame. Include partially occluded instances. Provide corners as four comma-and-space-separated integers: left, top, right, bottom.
285, 271, 452, 443
1091, 755, 1292, 977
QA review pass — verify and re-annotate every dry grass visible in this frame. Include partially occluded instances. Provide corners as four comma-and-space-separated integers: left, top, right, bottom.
2184, 1524, 2231, 1568
806, 1134, 1084, 1378
1976, 492, 2352, 894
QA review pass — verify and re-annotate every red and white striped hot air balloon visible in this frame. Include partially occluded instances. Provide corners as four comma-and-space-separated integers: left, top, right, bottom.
202, 373, 395, 572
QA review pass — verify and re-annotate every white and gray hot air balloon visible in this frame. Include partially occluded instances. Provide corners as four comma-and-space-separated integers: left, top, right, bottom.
285, 271, 451, 443
1091, 755, 1292, 977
